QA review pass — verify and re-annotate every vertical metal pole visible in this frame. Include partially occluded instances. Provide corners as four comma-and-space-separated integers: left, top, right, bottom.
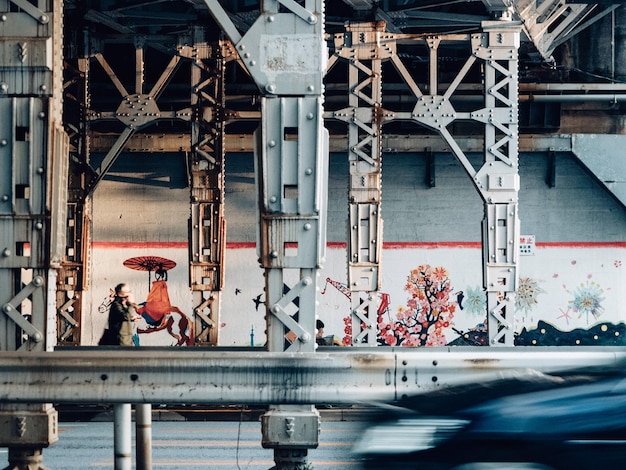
113, 404, 132, 470
135, 404, 152, 470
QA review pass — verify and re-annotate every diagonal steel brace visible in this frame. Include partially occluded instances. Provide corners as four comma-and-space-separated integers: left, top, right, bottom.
1, 277, 45, 343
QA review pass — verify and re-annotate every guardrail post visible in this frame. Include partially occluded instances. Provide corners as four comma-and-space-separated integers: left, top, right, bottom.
113, 404, 132, 470
135, 404, 153, 470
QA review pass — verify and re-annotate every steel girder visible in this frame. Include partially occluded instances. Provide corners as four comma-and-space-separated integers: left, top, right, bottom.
187, 31, 233, 346
58, 52, 89, 347
82, 44, 192, 197
0, 0, 66, 352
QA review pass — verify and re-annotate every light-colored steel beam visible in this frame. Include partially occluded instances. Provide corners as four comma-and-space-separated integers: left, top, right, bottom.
512, 0, 619, 61
90, 132, 575, 154
198, 1, 329, 465
1, 348, 625, 404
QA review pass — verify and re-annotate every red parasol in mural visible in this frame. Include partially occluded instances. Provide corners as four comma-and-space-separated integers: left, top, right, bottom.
123, 256, 176, 289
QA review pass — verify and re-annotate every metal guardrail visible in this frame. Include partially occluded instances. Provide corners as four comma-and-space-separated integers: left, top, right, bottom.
2, 347, 626, 405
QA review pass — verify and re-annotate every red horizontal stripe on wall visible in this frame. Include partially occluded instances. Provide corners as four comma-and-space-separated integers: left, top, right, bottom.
535, 241, 626, 248
91, 241, 625, 249
383, 242, 481, 249
91, 242, 189, 249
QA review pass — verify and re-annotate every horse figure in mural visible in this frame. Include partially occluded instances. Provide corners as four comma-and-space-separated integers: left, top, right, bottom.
98, 280, 194, 346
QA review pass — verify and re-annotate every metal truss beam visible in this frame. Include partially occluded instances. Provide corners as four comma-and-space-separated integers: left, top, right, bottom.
1, 348, 625, 404
512, 0, 620, 61
83, 44, 190, 197
356, 20, 521, 346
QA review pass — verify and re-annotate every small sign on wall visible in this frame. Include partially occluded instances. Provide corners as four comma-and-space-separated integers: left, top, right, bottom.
520, 235, 536, 255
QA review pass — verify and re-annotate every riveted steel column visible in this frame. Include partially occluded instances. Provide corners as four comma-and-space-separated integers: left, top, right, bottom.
188, 30, 231, 346
58, 49, 90, 346
202, 0, 328, 467
327, 21, 387, 346
0, 0, 64, 465
256, 93, 326, 470
476, 21, 521, 346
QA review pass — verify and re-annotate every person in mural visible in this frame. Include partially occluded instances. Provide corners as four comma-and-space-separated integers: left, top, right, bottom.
135, 279, 194, 346
316, 319, 342, 346
107, 283, 142, 346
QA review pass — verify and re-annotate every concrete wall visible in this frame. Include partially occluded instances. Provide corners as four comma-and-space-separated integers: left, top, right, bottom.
86, 150, 626, 346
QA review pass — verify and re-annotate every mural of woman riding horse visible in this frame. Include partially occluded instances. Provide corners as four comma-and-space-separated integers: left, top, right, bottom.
97, 261, 194, 346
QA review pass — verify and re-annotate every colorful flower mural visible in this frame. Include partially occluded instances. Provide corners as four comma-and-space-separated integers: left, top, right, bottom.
568, 280, 605, 323
378, 264, 456, 346
461, 285, 487, 316
516, 276, 546, 314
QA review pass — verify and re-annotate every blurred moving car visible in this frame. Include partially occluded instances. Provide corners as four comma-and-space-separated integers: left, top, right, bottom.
353, 367, 626, 470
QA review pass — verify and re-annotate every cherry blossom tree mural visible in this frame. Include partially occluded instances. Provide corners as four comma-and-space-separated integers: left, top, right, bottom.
378, 264, 456, 347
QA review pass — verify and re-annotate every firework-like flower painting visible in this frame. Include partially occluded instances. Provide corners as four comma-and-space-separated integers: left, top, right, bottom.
568, 281, 605, 323
378, 265, 456, 347
516, 277, 546, 314
463, 286, 486, 316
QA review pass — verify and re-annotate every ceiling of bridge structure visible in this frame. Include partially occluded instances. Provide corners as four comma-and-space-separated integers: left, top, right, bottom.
61, 1, 596, 121
63, 1, 622, 105
62, 0, 623, 69
62, 0, 626, 207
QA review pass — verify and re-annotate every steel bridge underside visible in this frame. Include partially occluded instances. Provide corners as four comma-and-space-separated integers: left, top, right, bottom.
2, 1, 626, 469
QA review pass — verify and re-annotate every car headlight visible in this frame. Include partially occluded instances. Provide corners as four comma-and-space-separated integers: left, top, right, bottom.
353, 418, 470, 455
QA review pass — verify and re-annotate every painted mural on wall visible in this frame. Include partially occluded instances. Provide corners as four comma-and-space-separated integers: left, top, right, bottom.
331, 265, 459, 347
326, 248, 625, 348
378, 265, 456, 346
97, 278, 194, 346
86, 244, 625, 348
